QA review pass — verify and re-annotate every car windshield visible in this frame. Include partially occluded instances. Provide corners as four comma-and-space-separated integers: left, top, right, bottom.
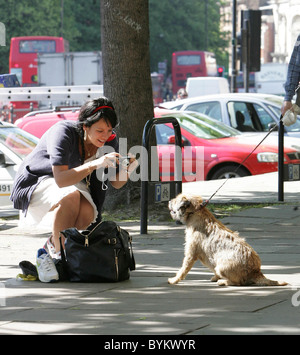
162, 111, 241, 139
0, 126, 38, 158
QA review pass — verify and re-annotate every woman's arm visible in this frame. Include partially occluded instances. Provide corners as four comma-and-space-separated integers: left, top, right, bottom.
52, 152, 120, 188
52, 163, 95, 188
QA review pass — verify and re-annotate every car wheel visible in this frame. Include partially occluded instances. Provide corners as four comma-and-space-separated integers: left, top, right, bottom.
210, 165, 250, 180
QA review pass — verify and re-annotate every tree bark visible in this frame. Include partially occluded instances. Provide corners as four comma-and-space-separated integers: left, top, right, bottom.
100, 0, 154, 209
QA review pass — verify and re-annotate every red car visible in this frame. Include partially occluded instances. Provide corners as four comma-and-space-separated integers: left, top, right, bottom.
154, 108, 300, 181
15, 107, 300, 182
15, 108, 80, 137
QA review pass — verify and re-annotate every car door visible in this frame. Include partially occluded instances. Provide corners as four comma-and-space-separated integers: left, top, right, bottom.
155, 124, 204, 182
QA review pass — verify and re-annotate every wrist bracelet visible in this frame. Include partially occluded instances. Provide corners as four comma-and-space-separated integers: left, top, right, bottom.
87, 162, 93, 174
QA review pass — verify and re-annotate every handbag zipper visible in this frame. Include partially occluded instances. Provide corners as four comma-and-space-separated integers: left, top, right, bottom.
85, 235, 89, 247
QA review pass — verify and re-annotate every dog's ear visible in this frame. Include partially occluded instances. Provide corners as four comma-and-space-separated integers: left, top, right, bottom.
189, 195, 205, 211
179, 198, 191, 210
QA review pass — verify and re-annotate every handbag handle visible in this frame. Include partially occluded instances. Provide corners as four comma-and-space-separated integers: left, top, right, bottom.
59, 232, 67, 264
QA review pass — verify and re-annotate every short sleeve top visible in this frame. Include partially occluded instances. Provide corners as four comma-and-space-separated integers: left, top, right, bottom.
10, 120, 119, 223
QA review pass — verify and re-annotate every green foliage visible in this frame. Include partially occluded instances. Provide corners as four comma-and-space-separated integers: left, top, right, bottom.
0, 0, 80, 73
0, 0, 228, 75
149, 0, 229, 73
0, 0, 100, 73
70, 0, 101, 51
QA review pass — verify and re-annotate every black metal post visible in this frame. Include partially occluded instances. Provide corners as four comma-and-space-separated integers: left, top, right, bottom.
244, 19, 250, 93
278, 116, 284, 201
140, 117, 182, 234
140, 119, 152, 235
231, 0, 237, 93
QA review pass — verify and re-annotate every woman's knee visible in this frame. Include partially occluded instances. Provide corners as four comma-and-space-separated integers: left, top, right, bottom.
59, 191, 81, 210
53, 191, 94, 229
52, 191, 81, 218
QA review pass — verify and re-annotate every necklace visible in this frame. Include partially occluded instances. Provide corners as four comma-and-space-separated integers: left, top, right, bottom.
85, 161, 93, 188
86, 173, 92, 188
84, 157, 95, 188
85, 144, 96, 157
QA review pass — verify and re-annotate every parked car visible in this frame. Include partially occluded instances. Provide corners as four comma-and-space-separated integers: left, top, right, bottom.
14, 107, 300, 182
15, 107, 80, 137
155, 108, 300, 181
160, 93, 300, 138
0, 122, 38, 207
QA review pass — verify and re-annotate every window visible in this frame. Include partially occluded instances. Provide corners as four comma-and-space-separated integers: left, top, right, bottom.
0, 127, 37, 158
155, 124, 192, 145
267, 104, 300, 132
176, 55, 201, 66
253, 103, 275, 131
186, 101, 222, 122
19, 40, 56, 53
177, 113, 238, 139
156, 125, 175, 145
227, 101, 257, 131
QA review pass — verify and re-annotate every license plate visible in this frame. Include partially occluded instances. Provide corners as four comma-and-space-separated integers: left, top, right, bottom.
0, 184, 11, 195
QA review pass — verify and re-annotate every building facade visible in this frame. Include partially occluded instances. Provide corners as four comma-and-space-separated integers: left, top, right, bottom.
221, 0, 300, 70
267, 0, 300, 63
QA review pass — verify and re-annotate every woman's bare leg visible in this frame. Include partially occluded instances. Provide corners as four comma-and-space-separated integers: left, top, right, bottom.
51, 191, 95, 252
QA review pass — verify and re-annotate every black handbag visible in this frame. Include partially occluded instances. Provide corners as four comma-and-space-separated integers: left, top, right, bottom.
59, 221, 135, 282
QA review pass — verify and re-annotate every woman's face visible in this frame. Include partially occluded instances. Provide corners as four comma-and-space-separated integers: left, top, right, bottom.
84, 118, 113, 148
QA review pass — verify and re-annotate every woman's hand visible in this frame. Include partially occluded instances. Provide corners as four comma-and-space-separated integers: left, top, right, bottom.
91, 152, 120, 169
109, 154, 139, 189
92, 153, 139, 173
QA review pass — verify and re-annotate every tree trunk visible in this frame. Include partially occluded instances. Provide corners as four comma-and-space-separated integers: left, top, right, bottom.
100, 0, 154, 210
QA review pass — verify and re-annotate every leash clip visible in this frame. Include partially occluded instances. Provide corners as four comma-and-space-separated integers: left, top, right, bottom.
200, 200, 209, 208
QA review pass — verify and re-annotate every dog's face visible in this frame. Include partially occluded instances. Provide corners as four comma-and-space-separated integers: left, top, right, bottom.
168, 193, 204, 223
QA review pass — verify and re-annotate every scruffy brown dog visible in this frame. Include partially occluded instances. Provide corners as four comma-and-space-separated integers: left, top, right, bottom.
168, 194, 287, 286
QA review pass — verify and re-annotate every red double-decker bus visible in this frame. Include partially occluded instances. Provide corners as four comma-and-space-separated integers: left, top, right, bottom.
7, 36, 69, 121
172, 51, 217, 94
9, 36, 69, 86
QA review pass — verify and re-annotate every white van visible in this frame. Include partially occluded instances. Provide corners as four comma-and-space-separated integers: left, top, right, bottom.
186, 77, 230, 98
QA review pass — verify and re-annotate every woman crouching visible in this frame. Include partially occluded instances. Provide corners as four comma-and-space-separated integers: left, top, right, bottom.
10, 97, 138, 259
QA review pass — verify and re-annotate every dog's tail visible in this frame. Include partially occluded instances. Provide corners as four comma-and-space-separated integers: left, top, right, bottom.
252, 272, 288, 286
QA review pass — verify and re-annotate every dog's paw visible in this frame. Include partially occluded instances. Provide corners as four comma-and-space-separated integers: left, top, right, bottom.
168, 277, 179, 285
217, 279, 228, 286
210, 275, 220, 282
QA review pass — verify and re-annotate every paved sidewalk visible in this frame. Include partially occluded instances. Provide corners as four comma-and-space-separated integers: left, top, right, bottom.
0, 172, 300, 335
182, 171, 300, 203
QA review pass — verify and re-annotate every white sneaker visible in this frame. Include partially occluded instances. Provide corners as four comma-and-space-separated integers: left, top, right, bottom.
43, 236, 62, 260
36, 248, 59, 283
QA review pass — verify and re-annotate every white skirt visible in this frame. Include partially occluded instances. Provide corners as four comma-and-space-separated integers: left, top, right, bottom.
19, 177, 98, 231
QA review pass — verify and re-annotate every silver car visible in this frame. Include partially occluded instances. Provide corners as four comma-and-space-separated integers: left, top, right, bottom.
161, 93, 300, 138
0, 122, 38, 208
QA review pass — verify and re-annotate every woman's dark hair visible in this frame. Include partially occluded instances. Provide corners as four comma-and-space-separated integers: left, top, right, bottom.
77, 96, 119, 163
77, 96, 119, 129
